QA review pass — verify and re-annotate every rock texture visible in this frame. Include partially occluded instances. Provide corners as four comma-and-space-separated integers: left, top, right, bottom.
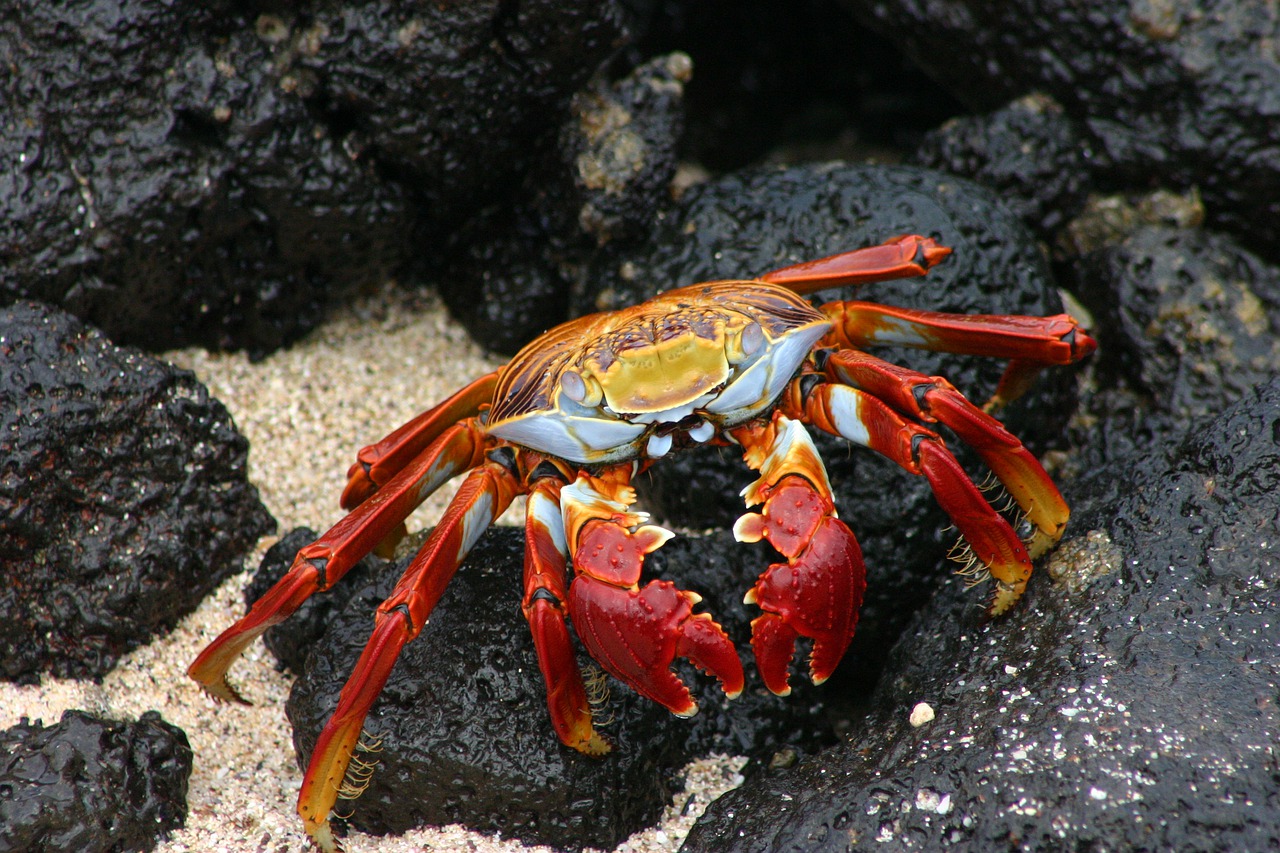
0, 710, 192, 853
0, 302, 274, 681
682, 377, 1280, 852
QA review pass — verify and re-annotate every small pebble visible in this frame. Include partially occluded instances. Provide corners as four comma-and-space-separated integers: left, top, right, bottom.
909, 702, 936, 727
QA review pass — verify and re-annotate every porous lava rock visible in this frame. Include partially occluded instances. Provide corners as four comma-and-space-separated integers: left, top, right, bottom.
440, 51, 691, 354
682, 377, 1280, 852
1, 1, 630, 354
0, 301, 275, 682
1065, 224, 1280, 473
844, 0, 1280, 263
911, 93, 1094, 240
0, 710, 192, 853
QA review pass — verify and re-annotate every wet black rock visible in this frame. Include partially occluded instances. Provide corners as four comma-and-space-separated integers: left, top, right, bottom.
285, 525, 838, 849
844, 0, 1280, 263
911, 93, 1094, 240
683, 376, 1280, 852
1, 1, 630, 355
578, 162, 1085, 697
0, 3, 410, 354
1065, 224, 1280, 473
0, 710, 192, 853
440, 52, 690, 354
0, 302, 275, 682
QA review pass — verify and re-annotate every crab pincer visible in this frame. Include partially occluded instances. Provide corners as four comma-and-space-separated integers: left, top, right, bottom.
732, 416, 867, 695
561, 473, 744, 715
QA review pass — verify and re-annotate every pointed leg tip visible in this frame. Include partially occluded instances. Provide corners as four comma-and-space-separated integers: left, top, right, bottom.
306, 821, 340, 853
582, 734, 613, 756
194, 675, 252, 706
986, 580, 1025, 617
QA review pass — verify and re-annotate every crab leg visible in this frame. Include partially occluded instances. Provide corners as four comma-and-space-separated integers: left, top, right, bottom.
341, 370, 499, 511
729, 415, 866, 696
298, 456, 521, 853
760, 234, 952, 295
785, 382, 1033, 615
522, 470, 610, 755
563, 467, 744, 717
823, 349, 1069, 558
820, 302, 1097, 409
188, 418, 488, 703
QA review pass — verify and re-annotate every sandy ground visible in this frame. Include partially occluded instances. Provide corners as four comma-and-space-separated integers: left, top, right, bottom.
0, 286, 745, 853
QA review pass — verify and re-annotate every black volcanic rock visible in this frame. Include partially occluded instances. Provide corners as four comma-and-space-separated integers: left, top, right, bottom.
0, 301, 274, 681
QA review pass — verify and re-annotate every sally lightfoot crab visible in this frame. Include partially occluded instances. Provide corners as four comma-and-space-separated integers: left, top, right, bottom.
189, 234, 1095, 850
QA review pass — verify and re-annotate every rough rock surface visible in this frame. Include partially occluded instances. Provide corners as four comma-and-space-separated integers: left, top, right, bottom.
1066, 224, 1280, 473
440, 52, 691, 354
0, 302, 275, 681
911, 93, 1094, 240
682, 377, 1280, 852
0, 1, 629, 354
0, 710, 192, 853
844, 0, 1280, 262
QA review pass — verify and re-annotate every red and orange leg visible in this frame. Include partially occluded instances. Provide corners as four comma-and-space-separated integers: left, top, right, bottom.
822, 349, 1071, 559
297, 455, 521, 853
729, 415, 867, 696
760, 234, 952, 295
521, 469, 610, 755
820, 301, 1097, 410
784, 381, 1035, 614
560, 467, 744, 716
340, 370, 499, 555
188, 417, 490, 703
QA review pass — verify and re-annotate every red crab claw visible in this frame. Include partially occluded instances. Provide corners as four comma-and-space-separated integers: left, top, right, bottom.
734, 477, 866, 695
570, 571, 744, 716
731, 416, 867, 696
562, 472, 744, 716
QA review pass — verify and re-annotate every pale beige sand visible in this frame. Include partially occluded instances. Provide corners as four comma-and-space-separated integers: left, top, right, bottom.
0, 286, 745, 852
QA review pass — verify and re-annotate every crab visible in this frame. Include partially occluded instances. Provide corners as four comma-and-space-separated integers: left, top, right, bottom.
189, 234, 1096, 850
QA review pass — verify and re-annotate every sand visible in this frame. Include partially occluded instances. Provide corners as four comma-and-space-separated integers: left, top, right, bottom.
0, 285, 745, 852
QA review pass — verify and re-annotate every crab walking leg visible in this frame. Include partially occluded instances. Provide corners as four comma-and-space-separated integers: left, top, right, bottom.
562, 468, 744, 716
760, 234, 952, 295
341, 370, 500, 510
824, 349, 1069, 558
522, 473, 610, 755
729, 415, 867, 696
821, 301, 1097, 409
298, 458, 521, 853
188, 419, 488, 703
788, 383, 1033, 615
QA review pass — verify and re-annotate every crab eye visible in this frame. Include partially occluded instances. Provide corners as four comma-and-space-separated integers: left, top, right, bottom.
562, 370, 587, 402
740, 321, 764, 357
